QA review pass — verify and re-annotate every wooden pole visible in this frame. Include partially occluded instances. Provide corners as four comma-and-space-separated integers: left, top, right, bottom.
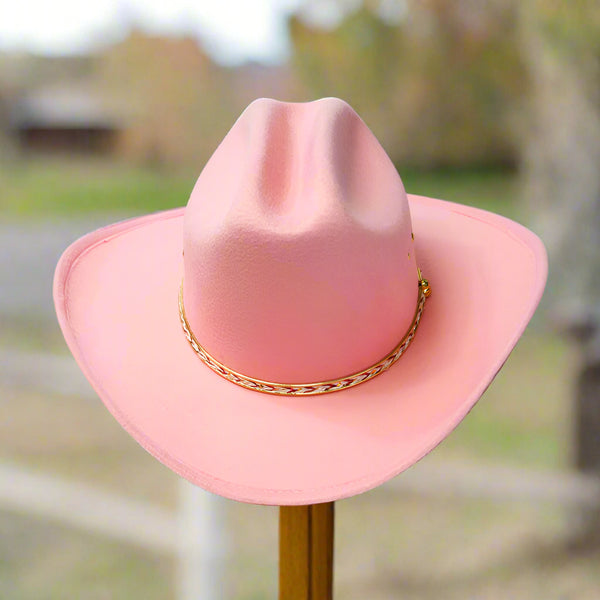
279, 502, 334, 600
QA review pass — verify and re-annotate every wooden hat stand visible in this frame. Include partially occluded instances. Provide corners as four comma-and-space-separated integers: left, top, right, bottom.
279, 502, 334, 600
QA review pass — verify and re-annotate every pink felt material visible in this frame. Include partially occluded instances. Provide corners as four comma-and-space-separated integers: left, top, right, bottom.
53, 98, 547, 505
183, 99, 415, 382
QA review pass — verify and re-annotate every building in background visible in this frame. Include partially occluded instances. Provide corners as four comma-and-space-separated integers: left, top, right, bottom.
10, 86, 123, 155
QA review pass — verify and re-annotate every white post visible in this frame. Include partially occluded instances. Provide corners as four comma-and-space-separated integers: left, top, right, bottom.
177, 479, 226, 600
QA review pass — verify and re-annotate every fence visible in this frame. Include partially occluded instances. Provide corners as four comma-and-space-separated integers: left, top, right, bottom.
2, 349, 600, 598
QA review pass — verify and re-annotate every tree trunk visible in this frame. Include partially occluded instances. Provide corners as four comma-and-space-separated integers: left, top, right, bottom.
519, 2, 600, 540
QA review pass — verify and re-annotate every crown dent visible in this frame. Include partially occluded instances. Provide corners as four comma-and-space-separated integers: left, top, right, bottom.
254, 102, 294, 213
183, 98, 417, 384
240, 98, 405, 232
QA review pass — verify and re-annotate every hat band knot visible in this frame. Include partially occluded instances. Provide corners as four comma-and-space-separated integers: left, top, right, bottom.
179, 274, 430, 396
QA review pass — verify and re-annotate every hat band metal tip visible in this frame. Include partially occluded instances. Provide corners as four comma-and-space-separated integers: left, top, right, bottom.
179, 273, 431, 396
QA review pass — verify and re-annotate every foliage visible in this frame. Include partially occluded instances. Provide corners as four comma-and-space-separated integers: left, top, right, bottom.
532, 0, 600, 58
290, 0, 527, 168
96, 31, 235, 169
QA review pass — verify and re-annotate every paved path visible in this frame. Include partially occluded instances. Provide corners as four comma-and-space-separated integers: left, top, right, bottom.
0, 216, 126, 319
0, 216, 129, 397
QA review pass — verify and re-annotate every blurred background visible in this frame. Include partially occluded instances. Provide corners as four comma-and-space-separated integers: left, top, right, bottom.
1, 0, 600, 598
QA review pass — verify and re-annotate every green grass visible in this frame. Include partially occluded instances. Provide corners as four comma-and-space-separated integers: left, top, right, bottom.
0, 157, 197, 219
399, 166, 519, 218
0, 157, 518, 220
0, 513, 174, 600
439, 329, 574, 469
0, 315, 70, 354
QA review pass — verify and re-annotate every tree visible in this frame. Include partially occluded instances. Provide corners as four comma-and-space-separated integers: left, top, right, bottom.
96, 30, 232, 169
520, 0, 600, 542
289, 0, 526, 168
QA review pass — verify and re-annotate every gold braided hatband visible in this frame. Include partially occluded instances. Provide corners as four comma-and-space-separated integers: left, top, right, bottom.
179, 274, 431, 396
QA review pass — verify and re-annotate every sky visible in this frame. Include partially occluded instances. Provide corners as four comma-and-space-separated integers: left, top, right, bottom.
0, 0, 367, 65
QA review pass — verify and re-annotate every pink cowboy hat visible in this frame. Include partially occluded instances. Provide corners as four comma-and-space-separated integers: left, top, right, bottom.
54, 98, 547, 505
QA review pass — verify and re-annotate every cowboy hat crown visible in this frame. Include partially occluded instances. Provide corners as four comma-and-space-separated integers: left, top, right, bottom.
183, 98, 419, 385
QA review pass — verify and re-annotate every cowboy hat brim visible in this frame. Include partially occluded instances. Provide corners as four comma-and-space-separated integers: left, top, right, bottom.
53, 194, 547, 505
